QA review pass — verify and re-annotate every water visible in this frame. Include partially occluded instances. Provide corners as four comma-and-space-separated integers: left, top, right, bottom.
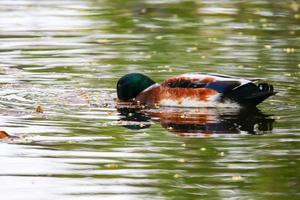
0, 0, 299, 199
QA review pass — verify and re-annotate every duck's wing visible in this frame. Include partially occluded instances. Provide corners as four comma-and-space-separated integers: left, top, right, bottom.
161, 73, 249, 93
161, 74, 211, 88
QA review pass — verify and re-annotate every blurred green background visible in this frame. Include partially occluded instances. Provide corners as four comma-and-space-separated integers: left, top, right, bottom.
0, 0, 299, 199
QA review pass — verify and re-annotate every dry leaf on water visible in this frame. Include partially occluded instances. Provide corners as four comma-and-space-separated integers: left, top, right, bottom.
35, 104, 44, 113
0, 130, 10, 139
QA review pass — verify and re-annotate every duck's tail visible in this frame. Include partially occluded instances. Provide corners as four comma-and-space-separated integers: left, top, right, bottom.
224, 82, 276, 107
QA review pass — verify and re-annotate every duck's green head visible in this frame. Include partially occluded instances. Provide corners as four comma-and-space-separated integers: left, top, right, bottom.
117, 73, 156, 101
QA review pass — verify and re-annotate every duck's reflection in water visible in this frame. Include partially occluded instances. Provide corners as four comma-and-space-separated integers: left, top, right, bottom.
117, 106, 274, 136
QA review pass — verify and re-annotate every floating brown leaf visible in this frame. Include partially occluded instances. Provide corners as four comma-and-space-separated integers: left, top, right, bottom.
35, 104, 44, 113
0, 130, 10, 139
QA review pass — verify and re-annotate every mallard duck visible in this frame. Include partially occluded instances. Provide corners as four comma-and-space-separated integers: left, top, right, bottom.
116, 73, 276, 107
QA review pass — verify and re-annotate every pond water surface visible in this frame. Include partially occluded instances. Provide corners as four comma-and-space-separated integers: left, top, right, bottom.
0, 0, 299, 199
